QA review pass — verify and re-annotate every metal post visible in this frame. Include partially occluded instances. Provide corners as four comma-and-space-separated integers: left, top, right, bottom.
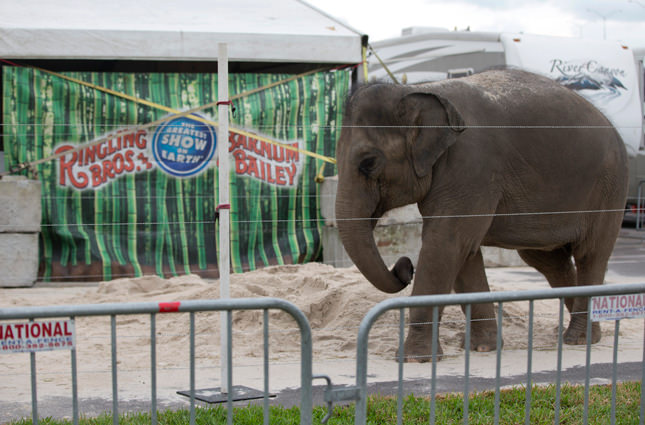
111, 315, 118, 425
584, 301, 593, 425
227, 310, 233, 425
525, 301, 534, 425
430, 306, 439, 425
396, 308, 405, 425
263, 309, 270, 425
30, 318, 38, 425
218, 42, 231, 394
554, 298, 565, 425
611, 320, 620, 425
150, 314, 158, 425
637, 181, 645, 230
494, 302, 503, 425
190, 312, 196, 425
641, 317, 645, 425
464, 304, 471, 425
70, 316, 79, 425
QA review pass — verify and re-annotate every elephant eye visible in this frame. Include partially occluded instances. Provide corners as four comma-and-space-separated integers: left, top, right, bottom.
359, 156, 377, 177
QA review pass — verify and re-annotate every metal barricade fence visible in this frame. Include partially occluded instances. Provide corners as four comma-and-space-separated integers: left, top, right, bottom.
3, 283, 645, 425
350, 282, 645, 425
0, 297, 313, 425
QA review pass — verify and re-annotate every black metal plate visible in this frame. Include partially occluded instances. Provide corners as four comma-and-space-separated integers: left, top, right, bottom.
177, 385, 276, 404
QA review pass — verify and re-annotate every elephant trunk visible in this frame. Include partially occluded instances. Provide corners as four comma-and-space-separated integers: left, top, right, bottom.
336, 199, 412, 294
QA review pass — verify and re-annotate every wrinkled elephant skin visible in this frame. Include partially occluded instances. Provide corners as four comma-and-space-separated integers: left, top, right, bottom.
335, 69, 628, 362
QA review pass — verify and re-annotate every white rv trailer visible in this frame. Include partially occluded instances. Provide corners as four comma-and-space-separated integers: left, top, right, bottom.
369, 28, 645, 223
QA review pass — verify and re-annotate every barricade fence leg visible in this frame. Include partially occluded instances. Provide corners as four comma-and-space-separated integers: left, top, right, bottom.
640, 319, 645, 425
150, 313, 158, 425
30, 318, 38, 425
584, 300, 593, 425
263, 309, 270, 425
430, 305, 439, 425
464, 304, 471, 425
70, 316, 79, 425
611, 320, 621, 425
226, 310, 233, 425
554, 298, 565, 425
494, 302, 503, 425
397, 308, 405, 425
189, 312, 196, 425
110, 315, 118, 425
525, 300, 534, 425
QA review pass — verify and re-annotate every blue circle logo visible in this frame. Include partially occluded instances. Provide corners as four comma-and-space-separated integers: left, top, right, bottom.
152, 114, 216, 177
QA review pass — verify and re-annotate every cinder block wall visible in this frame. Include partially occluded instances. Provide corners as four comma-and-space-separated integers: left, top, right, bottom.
0, 176, 41, 287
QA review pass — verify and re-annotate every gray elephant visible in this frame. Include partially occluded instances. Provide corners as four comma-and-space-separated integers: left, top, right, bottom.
335, 69, 628, 362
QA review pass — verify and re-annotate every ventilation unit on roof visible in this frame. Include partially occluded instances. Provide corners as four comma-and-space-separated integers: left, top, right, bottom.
447, 68, 474, 79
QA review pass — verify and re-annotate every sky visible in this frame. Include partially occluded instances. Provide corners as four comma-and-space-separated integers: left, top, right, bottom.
307, 0, 645, 48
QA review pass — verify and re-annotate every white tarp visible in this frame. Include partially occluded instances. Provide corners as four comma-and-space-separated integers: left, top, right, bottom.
502, 33, 643, 157
0, 0, 363, 63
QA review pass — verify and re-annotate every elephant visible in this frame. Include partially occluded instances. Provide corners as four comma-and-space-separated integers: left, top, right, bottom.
335, 69, 629, 362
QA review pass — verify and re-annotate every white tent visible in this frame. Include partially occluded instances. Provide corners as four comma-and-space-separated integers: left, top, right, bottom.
0, 0, 364, 64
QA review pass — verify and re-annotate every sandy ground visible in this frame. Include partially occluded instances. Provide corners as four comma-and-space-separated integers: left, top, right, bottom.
1, 234, 644, 422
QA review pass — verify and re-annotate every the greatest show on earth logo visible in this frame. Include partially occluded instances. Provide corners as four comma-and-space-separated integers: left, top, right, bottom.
151, 114, 217, 178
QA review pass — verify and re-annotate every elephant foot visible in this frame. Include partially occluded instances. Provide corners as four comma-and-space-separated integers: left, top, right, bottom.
400, 331, 443, 363
461, 329, 499, 352
563, 317, 601, 345
473, 341, 497, 352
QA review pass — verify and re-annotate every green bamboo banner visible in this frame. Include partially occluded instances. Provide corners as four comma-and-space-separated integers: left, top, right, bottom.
2, 66, 351, 281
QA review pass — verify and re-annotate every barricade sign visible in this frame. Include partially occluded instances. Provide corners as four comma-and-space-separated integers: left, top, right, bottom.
0, 319, 76, 353
590, 293, 645, 321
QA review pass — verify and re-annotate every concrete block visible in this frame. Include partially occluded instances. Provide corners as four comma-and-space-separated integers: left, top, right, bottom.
482, 246, 526, 267
320, 176, 337, 226
0, 233, 39, 287
321, 226, 352, 268
0, 176, 42, 233
322, 224, 422, 269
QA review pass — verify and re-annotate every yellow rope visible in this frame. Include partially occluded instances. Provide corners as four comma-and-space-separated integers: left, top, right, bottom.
368, 44, 399, 84
27, 65, 338, 165
362, 45, 369, 82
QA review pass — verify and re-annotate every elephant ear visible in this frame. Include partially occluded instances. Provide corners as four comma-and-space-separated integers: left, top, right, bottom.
398, 91, 466, 177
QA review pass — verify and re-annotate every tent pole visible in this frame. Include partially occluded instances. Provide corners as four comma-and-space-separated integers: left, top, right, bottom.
218, 43, 231, 395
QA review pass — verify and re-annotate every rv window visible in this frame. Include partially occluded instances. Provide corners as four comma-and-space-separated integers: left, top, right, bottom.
448, 68, 474, 79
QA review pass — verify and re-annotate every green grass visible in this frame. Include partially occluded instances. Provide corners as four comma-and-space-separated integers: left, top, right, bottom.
11, 382, 643, 425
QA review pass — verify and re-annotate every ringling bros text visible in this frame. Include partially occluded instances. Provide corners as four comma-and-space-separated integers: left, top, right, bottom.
55, 128, 303, 189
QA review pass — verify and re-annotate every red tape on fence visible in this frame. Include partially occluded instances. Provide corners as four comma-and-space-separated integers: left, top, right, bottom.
158, 302, 181, 313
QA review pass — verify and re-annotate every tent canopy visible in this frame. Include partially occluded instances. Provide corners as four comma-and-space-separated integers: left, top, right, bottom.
0, 0, 364, 64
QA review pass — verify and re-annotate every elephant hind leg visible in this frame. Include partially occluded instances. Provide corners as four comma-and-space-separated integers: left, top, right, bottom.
518, 247, 576, 312
518, 247, 601, 345
565, 246, 613, 344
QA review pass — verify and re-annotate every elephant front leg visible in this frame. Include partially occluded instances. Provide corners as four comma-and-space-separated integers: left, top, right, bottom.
455, 248, 498, 352
401, 247, 451, 362
401, 231, 456, 362
403, 306, 444, 363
